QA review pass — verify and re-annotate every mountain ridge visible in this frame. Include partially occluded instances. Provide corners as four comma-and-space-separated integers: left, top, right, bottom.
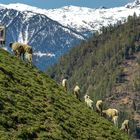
1, 1, 140, 34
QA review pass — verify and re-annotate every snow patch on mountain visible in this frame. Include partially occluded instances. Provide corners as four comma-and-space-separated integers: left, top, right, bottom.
34, 52, 55, 57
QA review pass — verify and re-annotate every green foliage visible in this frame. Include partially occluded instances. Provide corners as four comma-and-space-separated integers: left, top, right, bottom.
0, 49, 131, 139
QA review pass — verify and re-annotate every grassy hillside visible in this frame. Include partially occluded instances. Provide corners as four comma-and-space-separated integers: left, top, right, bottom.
0, 48, 131, 139
47, 14, 140, 139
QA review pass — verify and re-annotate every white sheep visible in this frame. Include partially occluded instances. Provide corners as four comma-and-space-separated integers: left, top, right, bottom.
84, 95, 94, 110
96, 100, 103, 115
62, 79, 67, 91
112, 115, 119, 128
84, 94, 88, 100
9, 42, 33, 65
25, 53, 33, 65
120, 120, 129, 134
9, 42, 23, 57
102, 108, 119, 120
22, 44, 32, 65
73, 84, 80, 100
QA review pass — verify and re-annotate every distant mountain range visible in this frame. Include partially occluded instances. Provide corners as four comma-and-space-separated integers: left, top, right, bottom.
0, 0, 140, 70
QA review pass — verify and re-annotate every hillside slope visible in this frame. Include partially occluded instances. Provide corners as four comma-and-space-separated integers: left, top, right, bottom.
0, 48, 131, 139
47, 14, 140, 139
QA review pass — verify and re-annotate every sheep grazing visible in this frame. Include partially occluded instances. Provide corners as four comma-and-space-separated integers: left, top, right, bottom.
9, 42, 23, 57
102, 108, 119, 120
62, 79, 67, 91
9, 42, 33, 65
112, 115, 118, 128
120, 120, 130, 134
73, 84, 80, 100
96, 100, 103, 115
84, 95, 94, 110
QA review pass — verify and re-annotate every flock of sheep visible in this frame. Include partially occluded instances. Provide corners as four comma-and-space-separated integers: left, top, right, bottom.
62, 78, 130, 135
8, 42, 130, 135
9, 42, 33, 65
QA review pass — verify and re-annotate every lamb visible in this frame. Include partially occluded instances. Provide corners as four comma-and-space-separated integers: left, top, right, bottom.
25, 53, 33, 65
21, 44, 32, 65
120, 120, 129, 134
84, 95, 94, 110
62, 79, 67, 91
102, 108, 119, 120
9, 42, 33, 65
73, 84, 80, 100
112, 115, 119, 128
96, 100, 103, 115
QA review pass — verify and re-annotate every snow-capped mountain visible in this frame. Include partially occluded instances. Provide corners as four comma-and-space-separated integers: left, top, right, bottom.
0, 6, 84, 70
126, 0, 140, 8
0, 0, 140, 70
1, 0, 140, 36
44, 0, 140, 34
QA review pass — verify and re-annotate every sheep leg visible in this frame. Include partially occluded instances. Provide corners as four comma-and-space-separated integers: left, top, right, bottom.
28, 53, 32, 66
65, 86, 67, 91
91, 105, 94, 110
13, 50, 17, 56
22, 52, 25, 60
75, 92, 79, 99
125, 125, 130, 134
115, 120, 118, 128
74, 91, 80, 101
15, 50, 20, 58
127, 128, 130, 135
